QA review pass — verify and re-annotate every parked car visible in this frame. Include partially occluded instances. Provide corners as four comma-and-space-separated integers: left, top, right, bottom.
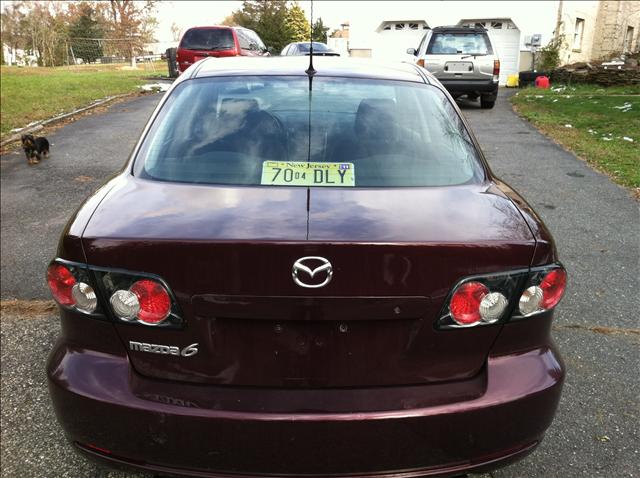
408, 25, 500, 108
176, 25, 269, 73
281, 41, 340, 56
46, 57, 566, 478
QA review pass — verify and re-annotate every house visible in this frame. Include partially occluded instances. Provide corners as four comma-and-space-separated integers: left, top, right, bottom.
327, 22, 350, 57
335, 1, 639, 84
2, 44, 38, 66
556, 0, 640, 64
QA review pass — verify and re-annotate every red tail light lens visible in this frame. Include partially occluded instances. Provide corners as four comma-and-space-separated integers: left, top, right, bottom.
47, 263, 77, 306
540, 269, 567, 309
493, 59, 500, 76
417, 58, 425, 68
450, 281, 489, 325
130, 279, 171, 324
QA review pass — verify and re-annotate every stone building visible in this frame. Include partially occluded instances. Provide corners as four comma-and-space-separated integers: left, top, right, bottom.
556, 0, 639, 64
590, 0, 640, 59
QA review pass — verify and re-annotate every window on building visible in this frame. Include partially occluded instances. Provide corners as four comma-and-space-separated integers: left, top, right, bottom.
491, 22, 503, 29
409, 23, 419, 30
573, 18, 585, 50
395, 23, 405, 30
383, 24, 391, 31
624, 26, 635, 52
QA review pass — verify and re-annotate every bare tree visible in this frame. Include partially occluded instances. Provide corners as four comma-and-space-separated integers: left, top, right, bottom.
170, 21, 181, 42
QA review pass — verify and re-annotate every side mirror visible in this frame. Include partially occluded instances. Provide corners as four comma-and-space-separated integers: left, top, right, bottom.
406, 48, 417, 56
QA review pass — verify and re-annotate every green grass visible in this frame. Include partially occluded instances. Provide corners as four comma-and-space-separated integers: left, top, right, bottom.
0, 63, 166, 137
511, 84, 640, 190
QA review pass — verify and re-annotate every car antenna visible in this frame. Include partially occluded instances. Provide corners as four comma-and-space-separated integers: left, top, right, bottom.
305, 0, 316, 77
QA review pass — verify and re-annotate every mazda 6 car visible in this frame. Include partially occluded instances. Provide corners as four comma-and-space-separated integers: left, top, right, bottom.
46, 57, 566, 477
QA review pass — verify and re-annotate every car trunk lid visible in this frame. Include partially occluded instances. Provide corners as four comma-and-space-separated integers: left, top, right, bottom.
83, 178, 535, 387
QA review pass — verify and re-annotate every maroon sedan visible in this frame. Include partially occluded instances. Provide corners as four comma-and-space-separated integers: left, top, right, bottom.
46, 57, 566, 477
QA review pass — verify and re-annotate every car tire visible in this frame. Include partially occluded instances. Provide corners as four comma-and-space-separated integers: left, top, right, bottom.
480, 96, 496, 109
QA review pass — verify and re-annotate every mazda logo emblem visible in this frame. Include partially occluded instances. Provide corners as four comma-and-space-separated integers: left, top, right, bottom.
292, 256, 333, 289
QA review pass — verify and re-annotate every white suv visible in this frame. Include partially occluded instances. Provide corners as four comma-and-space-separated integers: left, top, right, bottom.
408, 26, 500, 109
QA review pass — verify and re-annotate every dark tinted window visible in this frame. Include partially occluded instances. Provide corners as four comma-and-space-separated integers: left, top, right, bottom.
235, 29, 251, 50
297, 42, 330, 53
135, 76, 483, 187
179, 28, 234, 50
236, 29, 266, 52
427, 32, 493, 55
246, 30, 266, 51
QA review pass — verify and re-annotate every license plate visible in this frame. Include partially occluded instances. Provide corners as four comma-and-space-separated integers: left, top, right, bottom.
261, 161, 355, 187
446, 62, 473, 72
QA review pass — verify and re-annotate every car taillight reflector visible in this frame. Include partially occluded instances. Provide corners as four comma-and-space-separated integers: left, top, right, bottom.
130, 279, 171, 324
540, 269, 567, 309
450, 281, 489, 325
519, 285, 543, 316
47, 263, 77, 306
479, 291, 508, 323
493, 59, 500, 76
110, 289, 140, 320
71, 282, 98, 313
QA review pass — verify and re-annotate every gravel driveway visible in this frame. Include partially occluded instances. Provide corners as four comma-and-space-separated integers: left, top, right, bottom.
1, 89, 638, 477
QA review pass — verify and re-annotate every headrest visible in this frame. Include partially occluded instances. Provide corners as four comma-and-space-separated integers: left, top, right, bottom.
219, 98, 259, 119
355, 98, 398, 142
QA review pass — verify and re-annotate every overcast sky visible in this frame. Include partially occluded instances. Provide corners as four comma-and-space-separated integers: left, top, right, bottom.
155, 1, 557, 44
155, 1, 372, 42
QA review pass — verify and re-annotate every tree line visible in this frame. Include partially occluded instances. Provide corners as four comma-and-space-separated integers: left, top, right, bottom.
1, 1, 157, 66
223, 1, 329, 54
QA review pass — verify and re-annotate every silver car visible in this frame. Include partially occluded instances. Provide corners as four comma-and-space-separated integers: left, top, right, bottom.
408, 26, 500, 109
281, 42, 340, 57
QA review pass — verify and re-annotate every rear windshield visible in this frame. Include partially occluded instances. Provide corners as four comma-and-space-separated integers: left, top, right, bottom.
297, 43, 330, 53
179, 28, 234, 51
427, 32, 493, 55
135, 76, 484, 187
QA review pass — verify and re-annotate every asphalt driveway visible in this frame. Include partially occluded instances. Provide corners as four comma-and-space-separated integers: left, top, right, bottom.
1, 89, 638, 477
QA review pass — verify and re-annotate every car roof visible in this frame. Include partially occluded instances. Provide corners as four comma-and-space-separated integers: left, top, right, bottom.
432, 25, 487, 33
188, 57, 429, 84
184, 25, 233, 30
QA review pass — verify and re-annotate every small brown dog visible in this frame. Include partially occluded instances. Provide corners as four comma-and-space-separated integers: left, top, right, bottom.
21, 133, 50, 165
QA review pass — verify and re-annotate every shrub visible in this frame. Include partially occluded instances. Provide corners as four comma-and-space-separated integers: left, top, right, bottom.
538, 35, 565, 71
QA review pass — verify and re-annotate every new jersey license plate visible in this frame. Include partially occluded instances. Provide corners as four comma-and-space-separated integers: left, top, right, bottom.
261, 161, 355, 187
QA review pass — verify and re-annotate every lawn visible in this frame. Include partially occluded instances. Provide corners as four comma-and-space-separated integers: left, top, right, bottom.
0, 63, 166, 137
511, 84, 640, 190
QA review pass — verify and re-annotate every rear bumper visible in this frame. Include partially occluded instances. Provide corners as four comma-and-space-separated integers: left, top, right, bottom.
47, 339, 564, 477
437, 79, 499, 96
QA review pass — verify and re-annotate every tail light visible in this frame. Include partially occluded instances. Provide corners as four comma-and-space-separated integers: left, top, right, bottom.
47, 263, 76, 306
438, 264, 566, 329
517, 267, 567, 317
95, 268, 182, 327
493, 60, 500, 76
46, 259, 182, 328
47, 262, 98, 314
109, 279, 171, 325
417, 58, 425, 68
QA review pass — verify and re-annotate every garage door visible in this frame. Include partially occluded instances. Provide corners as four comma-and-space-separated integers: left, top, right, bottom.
487, 21, 520, 85
461, 20, 520, 85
